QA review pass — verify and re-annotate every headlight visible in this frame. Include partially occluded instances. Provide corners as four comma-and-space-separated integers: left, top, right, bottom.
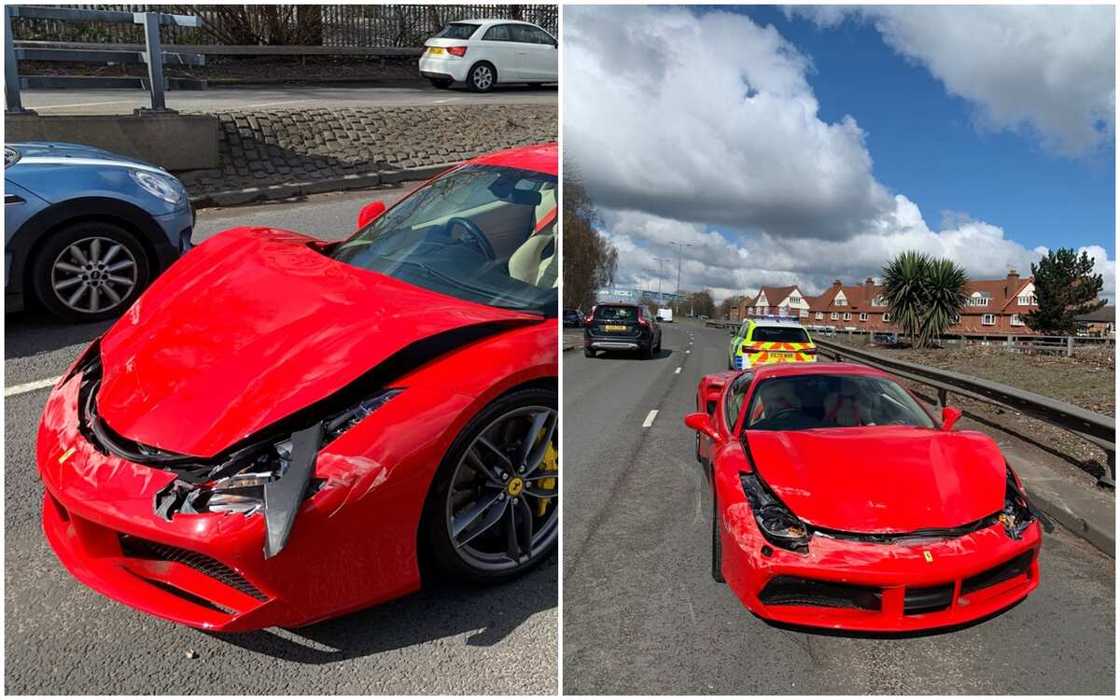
740, 472, 811, 553
154, 389, 401, 556
999, 465, 1050, 538
130, 169, 186, 206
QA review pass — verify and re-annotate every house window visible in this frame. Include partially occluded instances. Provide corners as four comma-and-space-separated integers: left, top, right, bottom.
789, 295, 801, 304
950, 313, 960, 324
871, 295, 885, 306
859, 312, 868, 321
843, 312, 852, 321
968, 293, 991, 307
982, 314, 995, 326
882, 312, 892, 322
815, 312, 823, 320
830, 312, 839, 320
1010, 314, 1024, 326
799, 309, 808, 318
1018, 295, 1036, 306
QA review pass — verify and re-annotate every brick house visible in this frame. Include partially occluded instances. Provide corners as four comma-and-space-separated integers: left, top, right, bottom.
783, 271, 1044, 336
731, 285, 812, 322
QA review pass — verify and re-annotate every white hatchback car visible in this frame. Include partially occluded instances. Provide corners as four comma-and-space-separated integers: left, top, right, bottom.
419, 19, 558, 92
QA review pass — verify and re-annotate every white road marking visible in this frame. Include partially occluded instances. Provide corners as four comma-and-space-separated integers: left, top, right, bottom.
642, 409, 659, 428
242, 99, 315, 109
5, 376, 61, 397
33, 99, 134, 110
686, 350, 691, 354
675, 367, 682, 374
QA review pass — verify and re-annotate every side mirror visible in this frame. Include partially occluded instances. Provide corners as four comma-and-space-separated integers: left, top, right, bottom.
941, 406, 962, 431
685, 412, 719, 441
356, 200, 387, 229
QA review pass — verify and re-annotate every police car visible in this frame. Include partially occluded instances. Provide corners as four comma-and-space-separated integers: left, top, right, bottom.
727, 316, 817, 370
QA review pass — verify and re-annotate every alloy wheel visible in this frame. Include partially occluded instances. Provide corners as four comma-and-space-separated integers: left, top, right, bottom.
50, 236, 138, 315
445, 405, 558, 571
472, 65, 494, 91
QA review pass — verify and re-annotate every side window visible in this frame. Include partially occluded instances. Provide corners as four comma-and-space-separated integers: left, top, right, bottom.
724, 372, 752, 430
509, 24, 538, 44
526, 26, 555, 45
483, 24, 512, 41
738, 322, 749, 338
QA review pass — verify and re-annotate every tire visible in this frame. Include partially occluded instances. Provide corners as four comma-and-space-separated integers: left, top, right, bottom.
467, 62, 496, 92
30, 220, 152, 323
429, 77, 454, 89
423, 386, 558, 584
584, 348, 595, 358
711, 468, 725, 583
641, 342, 653, 360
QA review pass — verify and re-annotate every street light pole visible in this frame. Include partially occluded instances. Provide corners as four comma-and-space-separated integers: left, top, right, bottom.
670, 242, 693, 315
654, 257, 671, 304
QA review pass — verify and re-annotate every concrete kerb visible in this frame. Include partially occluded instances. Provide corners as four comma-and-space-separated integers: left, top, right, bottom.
189, 162, 456, 209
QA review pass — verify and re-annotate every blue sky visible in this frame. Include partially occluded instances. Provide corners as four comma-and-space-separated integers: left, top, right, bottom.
564, 5, 1116, 300
742, 5, 1114, 257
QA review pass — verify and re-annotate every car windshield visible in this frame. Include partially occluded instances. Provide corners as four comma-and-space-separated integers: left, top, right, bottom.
330, 164, 557, 315
751, 326, 809, 343
436, 22, 479, 39
745, 374, 935, 431
595, 306, 637, 321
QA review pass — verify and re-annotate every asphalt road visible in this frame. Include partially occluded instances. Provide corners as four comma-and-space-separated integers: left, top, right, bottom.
19, 84, 556, 115
562, 319, 1114, 695
4, 190, 558, 695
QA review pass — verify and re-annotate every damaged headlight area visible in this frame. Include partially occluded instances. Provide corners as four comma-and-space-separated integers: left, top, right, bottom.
75, 350, 401, 557
154, 389, 403, 522
740, 472, 811, 554
1000, 464, 1053, 539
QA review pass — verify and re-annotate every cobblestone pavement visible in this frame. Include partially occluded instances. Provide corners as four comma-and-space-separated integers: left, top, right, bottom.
178, 104, 558, 196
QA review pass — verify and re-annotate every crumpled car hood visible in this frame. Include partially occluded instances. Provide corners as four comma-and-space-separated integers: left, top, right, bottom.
97, 227, 538, 458
746, 426, 1006, 533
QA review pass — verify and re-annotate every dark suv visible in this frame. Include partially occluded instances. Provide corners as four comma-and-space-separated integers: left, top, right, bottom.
584, 303, 662, 359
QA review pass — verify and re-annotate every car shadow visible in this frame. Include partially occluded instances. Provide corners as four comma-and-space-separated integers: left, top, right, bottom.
206, 556, 557, 664
590, 349, 674, 361
5, 310, 113, 361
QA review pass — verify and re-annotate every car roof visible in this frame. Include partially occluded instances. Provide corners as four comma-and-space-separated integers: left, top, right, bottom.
748, 318, 805, 328
751, 362, 887, 381
468, 143, 557, 176
453, 18, 542, 28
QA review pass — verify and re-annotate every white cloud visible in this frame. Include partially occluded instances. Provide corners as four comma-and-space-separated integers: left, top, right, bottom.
791, 6, 1116, 156
568, 6, 1115, 303
565, 6, 893, 240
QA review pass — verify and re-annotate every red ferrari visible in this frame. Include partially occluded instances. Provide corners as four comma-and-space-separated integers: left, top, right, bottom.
685, 362, 1049, 632
37, 144, 559, 632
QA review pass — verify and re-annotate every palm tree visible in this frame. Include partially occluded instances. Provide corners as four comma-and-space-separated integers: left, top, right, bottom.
881, 251, 929, 346
881, 251, 968, 348
920, 258, 969, 346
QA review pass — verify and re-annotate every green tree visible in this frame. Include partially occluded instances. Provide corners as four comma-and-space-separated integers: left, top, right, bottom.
562, 174, 617, 312
921, 257, 969, 345
1025, 248, 1105, 334
881, 251, 968, 348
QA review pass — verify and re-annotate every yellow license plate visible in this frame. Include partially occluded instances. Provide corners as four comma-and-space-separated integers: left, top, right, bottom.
603, 324, 628, 332
427, 47, 445, 55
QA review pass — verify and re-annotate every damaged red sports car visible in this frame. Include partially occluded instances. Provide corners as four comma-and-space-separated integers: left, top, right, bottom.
686, 362, 1049, 632
37, 143, 559, 632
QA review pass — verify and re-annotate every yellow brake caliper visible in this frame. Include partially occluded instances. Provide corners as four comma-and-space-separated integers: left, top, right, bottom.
536, 439, 558, 516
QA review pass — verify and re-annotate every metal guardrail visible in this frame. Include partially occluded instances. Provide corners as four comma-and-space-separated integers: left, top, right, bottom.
5, 5, 201, 114
14, 40, 423, 58
812, 337, 1116, 488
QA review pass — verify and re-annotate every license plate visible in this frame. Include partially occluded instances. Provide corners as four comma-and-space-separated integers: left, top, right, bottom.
427, 47, 444, 55
602, 324, 628, 332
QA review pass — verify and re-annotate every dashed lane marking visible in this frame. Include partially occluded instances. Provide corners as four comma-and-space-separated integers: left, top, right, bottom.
675, 367, 682, 374
5, 376, 61, 397
642, 409, 659, 428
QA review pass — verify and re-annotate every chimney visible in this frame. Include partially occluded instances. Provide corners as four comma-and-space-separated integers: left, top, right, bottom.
1007, 268, 1020, 295
832, 280, 843, 289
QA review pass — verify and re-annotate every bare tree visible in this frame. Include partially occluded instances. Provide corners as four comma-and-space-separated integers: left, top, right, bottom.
563, 174, 617, 311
